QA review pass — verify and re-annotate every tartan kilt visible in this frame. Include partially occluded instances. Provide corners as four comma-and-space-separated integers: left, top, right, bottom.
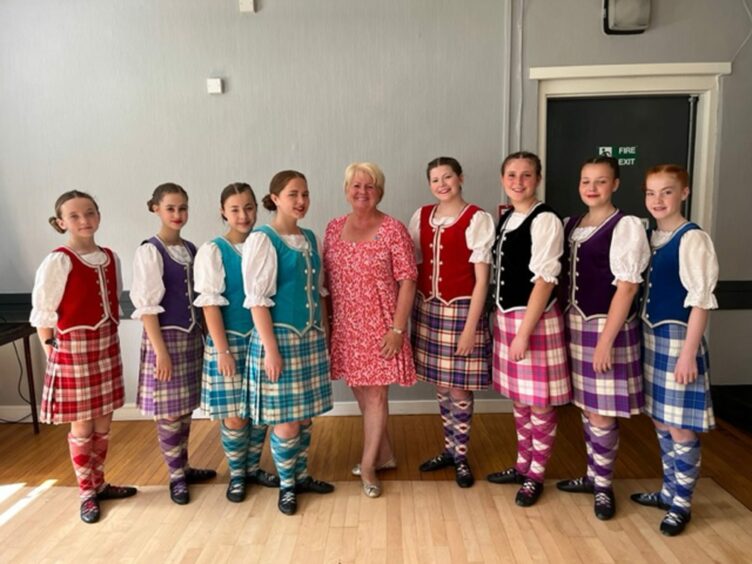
242, 326, 333, 425
40, 320, 124, 424
566, 310, 644, 417
492, 305, 572, 407
200, 332, 251, 420
137, 327, 203, 418
642, 323, 715, 432
412, 297, 491, 391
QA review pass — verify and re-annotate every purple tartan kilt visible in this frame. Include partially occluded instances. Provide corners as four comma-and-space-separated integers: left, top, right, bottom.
566, 310, 644, 418
411, 297, 491, 391
492, 305, 572, 407
137, 327, 203, 418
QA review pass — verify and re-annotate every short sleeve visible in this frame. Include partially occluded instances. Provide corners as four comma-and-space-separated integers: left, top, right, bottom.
193, 241, 230, 307
242, 232, 277, 309
466, 211, 495, 264
679, 230, 719, 309
408, 208, 423, 264
388, 217, 418, 282
29, 252, 72, 328
130, 243, 166, 318
610, 216, 650, 284
529, 212, 564, 283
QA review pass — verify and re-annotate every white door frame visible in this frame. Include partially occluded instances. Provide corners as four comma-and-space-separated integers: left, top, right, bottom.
530, 63, 731, 234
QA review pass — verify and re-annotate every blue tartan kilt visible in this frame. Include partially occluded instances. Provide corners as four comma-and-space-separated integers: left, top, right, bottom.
642, 322, 715, 432
200, 332, 251, 419
241, 326, 333, 425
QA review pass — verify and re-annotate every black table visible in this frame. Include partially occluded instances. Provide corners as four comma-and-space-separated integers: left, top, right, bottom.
0, 322, 40, 433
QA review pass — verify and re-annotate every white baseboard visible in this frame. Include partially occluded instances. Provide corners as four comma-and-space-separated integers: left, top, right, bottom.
0, 398, 513, 423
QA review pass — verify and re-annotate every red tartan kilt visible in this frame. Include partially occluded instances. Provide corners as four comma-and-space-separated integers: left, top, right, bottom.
40, 320, 125, 424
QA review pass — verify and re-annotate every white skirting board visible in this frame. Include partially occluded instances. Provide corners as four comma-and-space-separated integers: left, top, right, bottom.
0, 398, 513, 423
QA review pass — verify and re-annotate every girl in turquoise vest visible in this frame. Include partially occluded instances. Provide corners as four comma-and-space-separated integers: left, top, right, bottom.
194, 183, 280, 503
241, 170, 334, 516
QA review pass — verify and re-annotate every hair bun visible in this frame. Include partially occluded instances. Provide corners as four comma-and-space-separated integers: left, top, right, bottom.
48, 216, 66, 234
262, 194, 277, 211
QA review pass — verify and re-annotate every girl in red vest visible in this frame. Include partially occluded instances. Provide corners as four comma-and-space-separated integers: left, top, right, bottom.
31, 190, 137, 524
486, 152, 571, 507
410, 156, 494, 488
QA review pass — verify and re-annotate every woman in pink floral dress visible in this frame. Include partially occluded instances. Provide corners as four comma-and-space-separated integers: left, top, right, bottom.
323, 162, 417, 498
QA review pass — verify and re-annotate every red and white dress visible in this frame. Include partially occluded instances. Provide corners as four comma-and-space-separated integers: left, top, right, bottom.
30, 247, 124, 423
324, 214, 418, 387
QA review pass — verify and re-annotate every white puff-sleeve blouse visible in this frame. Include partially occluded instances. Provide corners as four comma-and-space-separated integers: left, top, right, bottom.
501, 205, 564, 284
242, 230, 328, 309
569, 215, 650, 285
130, 241, 193, 319
651, 228, 719, 310
408, 206, 495, 265
192, 239, 244, 308
30, 249, 123, 328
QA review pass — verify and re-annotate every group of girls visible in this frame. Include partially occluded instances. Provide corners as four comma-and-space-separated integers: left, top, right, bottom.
31, 152, 717, 536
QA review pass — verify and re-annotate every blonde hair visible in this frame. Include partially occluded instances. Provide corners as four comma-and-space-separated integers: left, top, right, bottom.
343, 162, 385, 203
48, 190, 99, 234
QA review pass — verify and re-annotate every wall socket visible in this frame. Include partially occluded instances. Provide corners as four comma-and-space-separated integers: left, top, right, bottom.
239, 0, 255, 13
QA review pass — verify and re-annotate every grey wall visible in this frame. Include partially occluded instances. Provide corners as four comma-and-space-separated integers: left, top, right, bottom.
513, 0, 752, 384
0, 0, 510, 406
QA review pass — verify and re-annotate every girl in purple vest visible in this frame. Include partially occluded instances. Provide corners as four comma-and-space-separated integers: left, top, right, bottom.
31, 190, 136, 523
556, 156, 650, 520
242, 170, 334, 516
486, 151, 571, 507
410, 156, 494, 488
630, 164, 718, 536
132, 183, 216, 505
194, 183, 279, 503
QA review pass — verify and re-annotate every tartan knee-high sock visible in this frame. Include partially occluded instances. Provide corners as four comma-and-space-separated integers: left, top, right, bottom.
528, 409, 557, 483
246, 423, 268, 475
582, 413, 595, 484
451, 394, 474, 464
90, 431, 110, 493
156, 419, 186, 482
437, 391, 454, 456
295, 422, 312, 482
178, 413, 192, 466
270, 432, 300, 490
656, 429, 676, 506
513, 404, 533, 475
220, 423, 249, 479
588, 419, 619, 492
68, 433, 96, 501
671, 438, 701, 514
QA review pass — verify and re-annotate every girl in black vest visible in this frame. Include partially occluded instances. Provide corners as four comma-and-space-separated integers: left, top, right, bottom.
486, 152, 571, 507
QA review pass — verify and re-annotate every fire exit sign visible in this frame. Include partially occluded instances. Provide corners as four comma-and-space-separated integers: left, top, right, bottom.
597, 145, 638, 166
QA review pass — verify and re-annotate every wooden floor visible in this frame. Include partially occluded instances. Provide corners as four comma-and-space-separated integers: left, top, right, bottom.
1, 406, 752, 563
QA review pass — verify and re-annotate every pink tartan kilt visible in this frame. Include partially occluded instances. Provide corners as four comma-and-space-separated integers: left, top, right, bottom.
40, 320, 125, 424
492, 305, 572, 407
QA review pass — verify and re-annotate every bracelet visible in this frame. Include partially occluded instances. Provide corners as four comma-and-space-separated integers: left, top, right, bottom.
217, 349, 232, 356
390, 327, 404, 335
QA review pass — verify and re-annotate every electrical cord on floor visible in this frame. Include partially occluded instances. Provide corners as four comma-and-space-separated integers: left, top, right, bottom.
0, 313, 33, 424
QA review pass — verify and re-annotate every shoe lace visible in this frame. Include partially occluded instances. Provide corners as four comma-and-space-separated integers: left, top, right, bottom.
573, 476, 591, 487
595, 492, 612, 507
664, 511, 687, 525
520, 480, 538, 497
281, 491, 296, 504
172, 481, 188, 495
81, 498, 98, 512
456, 463, 471, 477
229, 478, 245, 493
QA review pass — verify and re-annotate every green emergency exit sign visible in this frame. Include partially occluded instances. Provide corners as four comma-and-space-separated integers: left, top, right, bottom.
597, 145, 638, 166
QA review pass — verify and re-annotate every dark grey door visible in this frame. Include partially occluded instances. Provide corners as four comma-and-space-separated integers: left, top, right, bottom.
544, 95, 697, 222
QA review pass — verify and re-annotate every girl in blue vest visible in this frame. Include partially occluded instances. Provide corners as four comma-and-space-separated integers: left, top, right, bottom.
630, 164, 718, 536
556, 157, 650, 520
32, 190, 136, 523
486, 152, 571, 507
132, 183, 216, 505
242, 170, 334, 516
194, 183, 279, 503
